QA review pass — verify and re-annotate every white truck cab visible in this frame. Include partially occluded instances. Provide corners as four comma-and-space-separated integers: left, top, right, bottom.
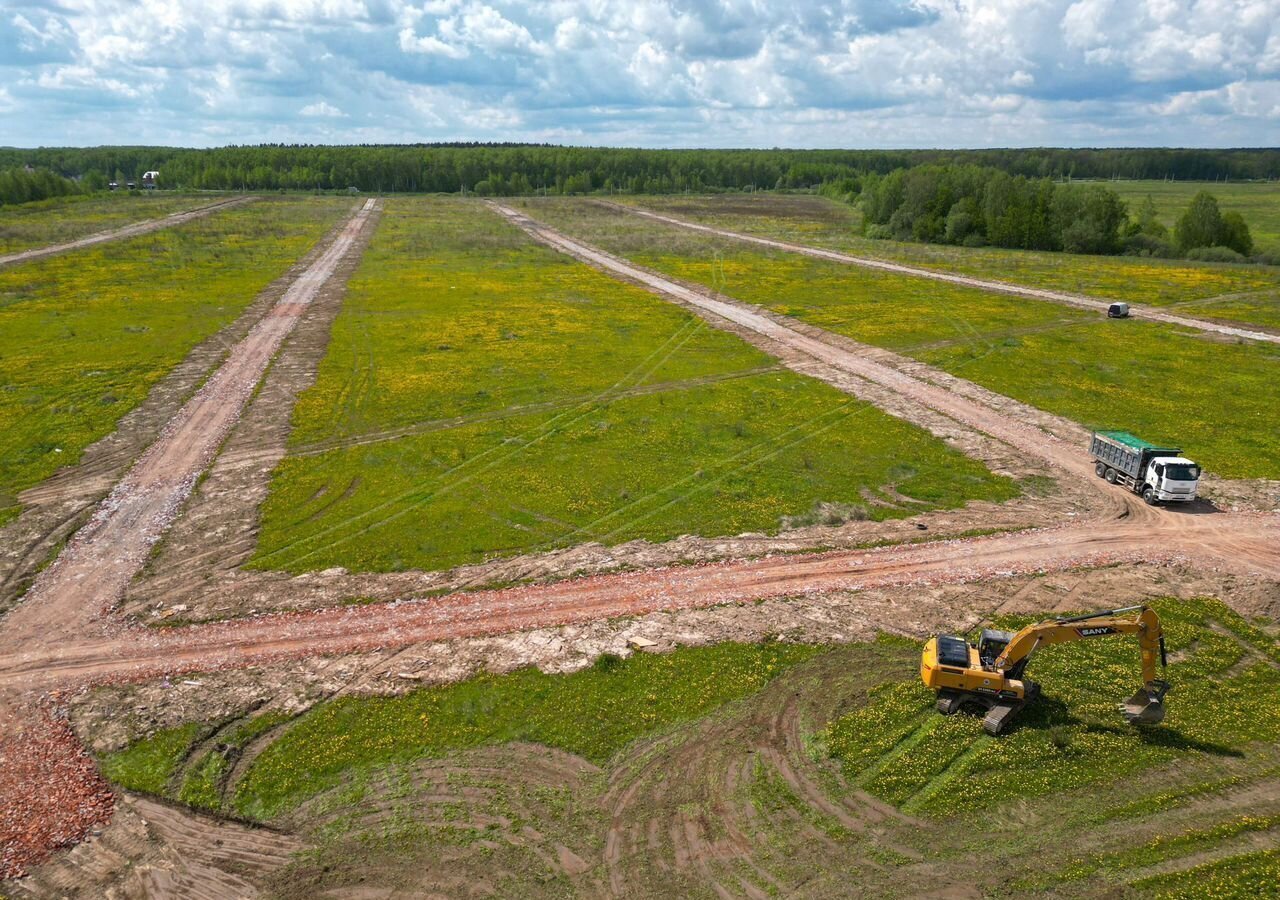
1146, 456, 1201, 502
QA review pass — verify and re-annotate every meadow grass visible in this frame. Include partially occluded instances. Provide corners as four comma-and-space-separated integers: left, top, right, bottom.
1108, 179, 1280, 255
532, 200, 1280, 479
125, 642, 826, 820
1130, 848, 1280, 899
99, 721, 205, 795
0, 197, 349, 524
249, 197, 1016, 574
823, 597, 1280, 816
0, 192, 215, 254
620, 193, 1280, 327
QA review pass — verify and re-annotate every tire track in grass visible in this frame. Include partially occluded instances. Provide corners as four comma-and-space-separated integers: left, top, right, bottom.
901, 734, 992, 815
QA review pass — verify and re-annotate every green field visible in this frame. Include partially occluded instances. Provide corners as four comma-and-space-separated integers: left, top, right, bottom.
621, 193, 1280, 329
0, 192, 215, 255
0, 197, 349, 524
249, 197, 1016, 575
1107, 180, 1280, 256
530, 199, 1280, 480
95, 597, 1280, 897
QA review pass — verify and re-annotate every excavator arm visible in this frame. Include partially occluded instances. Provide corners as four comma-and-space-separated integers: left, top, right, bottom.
991, 605, 1169, 725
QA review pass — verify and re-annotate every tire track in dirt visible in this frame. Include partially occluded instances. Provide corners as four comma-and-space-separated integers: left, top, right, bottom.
0, 197, 256, 268
598, 200, 1280, 345
2, 199, 379, 648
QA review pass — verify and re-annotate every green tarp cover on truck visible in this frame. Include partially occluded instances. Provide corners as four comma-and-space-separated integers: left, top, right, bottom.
1094, 431, 1165, 451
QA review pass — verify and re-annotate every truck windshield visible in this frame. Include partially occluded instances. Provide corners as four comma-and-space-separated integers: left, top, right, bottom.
1163, 464, 1200, 481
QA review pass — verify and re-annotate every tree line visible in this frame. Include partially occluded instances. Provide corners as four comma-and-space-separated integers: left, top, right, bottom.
1, 145, 1278, 195
858, 164, 1262, 262
0, 167, 83, 207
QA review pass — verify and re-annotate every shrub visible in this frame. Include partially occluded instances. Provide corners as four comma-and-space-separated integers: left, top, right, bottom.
1185, 245, 1245, 264
1121, 233, 1177, 258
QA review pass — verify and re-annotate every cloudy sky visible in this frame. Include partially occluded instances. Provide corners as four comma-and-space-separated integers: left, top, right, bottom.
2, 0, 1279, 148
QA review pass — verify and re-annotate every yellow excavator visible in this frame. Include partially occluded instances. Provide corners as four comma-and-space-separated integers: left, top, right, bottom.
920, 605, 1169, 735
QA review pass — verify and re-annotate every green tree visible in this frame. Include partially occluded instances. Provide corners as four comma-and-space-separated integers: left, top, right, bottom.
1053, 184, 1127, 254
1132, 195, 1168, 238
1174, 191, 1225, 252
1220, 211, 1253, 256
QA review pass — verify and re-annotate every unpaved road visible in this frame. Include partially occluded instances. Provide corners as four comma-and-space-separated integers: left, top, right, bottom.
1, 512, 1277, 696
2, 196, 1277, 880
599, 200, 1280, 345
0, 197, 256, 268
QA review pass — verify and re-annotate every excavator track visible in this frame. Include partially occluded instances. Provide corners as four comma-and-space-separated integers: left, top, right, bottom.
982, 700, 1024, 735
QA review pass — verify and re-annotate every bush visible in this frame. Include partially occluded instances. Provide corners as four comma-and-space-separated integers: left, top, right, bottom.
1121, 233, 1177, 258
1185, 245, 1245, 263
864, 223, 895, 240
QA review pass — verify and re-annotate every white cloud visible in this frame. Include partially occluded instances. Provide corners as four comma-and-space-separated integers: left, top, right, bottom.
0, 0, 1277, 147
301, 100, 346, 116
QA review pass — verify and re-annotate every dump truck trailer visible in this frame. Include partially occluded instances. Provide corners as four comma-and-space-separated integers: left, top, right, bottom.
1090, 431, 1200, 504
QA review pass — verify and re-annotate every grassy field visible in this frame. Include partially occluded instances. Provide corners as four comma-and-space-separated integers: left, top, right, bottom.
0, 192, 215, 255
0, 198, 349, 524
249, 198, 1016, 574
530, 199, 1280, 480
1107, 180, 1280, 255
621, 193, 1280, 329
95, 597, 1280, 897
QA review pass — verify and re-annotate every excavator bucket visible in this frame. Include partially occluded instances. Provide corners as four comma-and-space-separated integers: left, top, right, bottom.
1120, 680, 1170, 726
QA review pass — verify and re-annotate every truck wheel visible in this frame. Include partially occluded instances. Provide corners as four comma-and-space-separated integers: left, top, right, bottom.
1095, 462, 1107, 478
1105, 468, 1118, 484
1143, 486, 1158, 505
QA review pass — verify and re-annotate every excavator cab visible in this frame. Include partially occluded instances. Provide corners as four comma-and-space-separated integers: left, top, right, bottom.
977, 628, 1014, 666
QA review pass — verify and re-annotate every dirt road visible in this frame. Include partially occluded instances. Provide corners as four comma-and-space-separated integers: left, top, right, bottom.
599, 200, 1280, 345
0, 197, 257, 268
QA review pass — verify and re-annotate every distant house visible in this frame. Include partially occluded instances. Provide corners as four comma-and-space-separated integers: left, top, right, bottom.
141, 170, 159, 189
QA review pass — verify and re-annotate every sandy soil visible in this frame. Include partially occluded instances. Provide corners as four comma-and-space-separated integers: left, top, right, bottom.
599, 199, 1280, 344
0, 197, 256, 268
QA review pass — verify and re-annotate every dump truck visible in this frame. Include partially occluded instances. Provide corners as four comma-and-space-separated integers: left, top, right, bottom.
921, 605, 1169, 735
1090, 430, 1200, 504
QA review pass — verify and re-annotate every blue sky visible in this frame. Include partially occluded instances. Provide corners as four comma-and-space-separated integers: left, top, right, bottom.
2, 0, 1278, 148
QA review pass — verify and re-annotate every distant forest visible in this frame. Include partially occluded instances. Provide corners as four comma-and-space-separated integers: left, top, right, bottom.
1, 145, 1279, 195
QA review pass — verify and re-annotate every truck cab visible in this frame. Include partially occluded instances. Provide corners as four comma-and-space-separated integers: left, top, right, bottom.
1146, 456, 1200, 502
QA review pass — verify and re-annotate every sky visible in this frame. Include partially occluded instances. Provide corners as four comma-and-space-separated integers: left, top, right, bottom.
1, 0, 1279, 148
